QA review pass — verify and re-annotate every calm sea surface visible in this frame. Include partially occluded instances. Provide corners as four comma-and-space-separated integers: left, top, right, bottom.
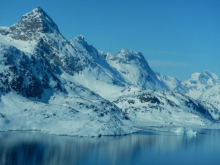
0, 128, 220, 165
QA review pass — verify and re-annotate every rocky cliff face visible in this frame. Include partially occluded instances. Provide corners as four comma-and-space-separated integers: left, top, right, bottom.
0, 7, 59, 40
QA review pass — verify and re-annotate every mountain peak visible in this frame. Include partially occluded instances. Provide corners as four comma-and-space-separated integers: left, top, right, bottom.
119, 48, 133, 54
30, 6, 45, 15
75, 35, 85, 42
116, 48, 144, 61
19, 6, 60, 33
0, 7, 60, 40
34, 6, 45, 13
188, 71, 219, 85
74, 35, 96, 53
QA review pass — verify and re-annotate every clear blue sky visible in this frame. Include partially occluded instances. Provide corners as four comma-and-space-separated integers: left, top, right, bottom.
0, 0, 220, 80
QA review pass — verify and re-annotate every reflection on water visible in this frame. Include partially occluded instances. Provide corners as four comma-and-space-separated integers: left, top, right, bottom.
0, 128, 220, 165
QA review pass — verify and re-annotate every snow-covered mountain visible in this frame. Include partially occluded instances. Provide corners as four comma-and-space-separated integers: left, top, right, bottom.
174, 71, 220, 112
69, 35, 128, 99
114, 90, 219, 126
70, 35, 168, 99
100, 49, 168, 91
0, 7, 125, 90
0, 7, 219, 136
0, 7, 134, 136
175, 71, 220, 99
71, 36, 168, 98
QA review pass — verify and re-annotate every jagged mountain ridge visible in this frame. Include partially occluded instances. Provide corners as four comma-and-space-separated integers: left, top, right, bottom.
98, 49, 168, 90
72, 35, 125, 83
0, 7, 135, 136
0, 7, 124, 85
0, 7, 219, 136
70, 35, 168, 99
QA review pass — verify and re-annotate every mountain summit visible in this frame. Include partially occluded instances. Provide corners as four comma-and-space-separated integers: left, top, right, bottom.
0, 6, 60, 40
189, 71, 219, 85
103, 48, 168, 90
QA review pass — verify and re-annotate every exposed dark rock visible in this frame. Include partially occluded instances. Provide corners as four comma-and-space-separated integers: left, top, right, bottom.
10, 75, 24, 92
128, 100, 135, 104
0, 7, 60, 41
138, 93, 160, 104
185, 98, 213, 120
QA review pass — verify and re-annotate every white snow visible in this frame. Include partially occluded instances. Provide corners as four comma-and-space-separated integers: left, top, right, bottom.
0, 91, 135, 136
156, 72, 181, 90
0, 34, 36, 53
114, 90, 216, 128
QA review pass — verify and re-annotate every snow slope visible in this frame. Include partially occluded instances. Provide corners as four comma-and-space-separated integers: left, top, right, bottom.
114, 90, 218, 126
156, 72, 181, 90
199, 84, 220, 111
0, 91, 133, 136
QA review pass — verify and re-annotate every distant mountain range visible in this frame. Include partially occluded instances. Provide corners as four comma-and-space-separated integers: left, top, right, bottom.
0, 7, 219, 136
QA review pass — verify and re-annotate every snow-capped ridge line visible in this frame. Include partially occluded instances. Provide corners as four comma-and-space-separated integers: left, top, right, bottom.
1, 7, 220, 136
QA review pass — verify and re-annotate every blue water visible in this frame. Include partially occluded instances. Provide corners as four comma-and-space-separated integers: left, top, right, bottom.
0, 128, 220, 165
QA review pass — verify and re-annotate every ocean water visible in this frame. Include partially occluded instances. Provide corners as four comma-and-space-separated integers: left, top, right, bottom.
0, 128, 219, 165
